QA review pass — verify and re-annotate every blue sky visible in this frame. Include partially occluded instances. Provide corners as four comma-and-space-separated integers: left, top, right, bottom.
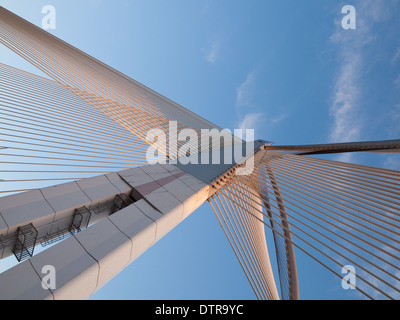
0, 0, 399, 299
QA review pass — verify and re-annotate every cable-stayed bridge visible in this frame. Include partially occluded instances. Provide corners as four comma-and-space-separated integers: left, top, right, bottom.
0, 7, 399, 300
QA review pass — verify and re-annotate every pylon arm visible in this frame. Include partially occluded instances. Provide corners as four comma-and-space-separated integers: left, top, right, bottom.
0, 164, 211, 299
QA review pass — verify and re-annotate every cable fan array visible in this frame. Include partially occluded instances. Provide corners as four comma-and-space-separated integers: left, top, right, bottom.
0, 63, 151, 195
210, 149, 400, 300
0, 7, 239, 196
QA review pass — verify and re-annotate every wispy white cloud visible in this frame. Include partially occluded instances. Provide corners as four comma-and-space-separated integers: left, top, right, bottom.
205, 39, 221, 64
236, 71, 256, 108
238, 112, 263, 131
329, 0, 390, 162
235, 68, 289, 140
271, 113, 289, 124
329, 56, 362, 143
235, 69, 263, 139
354, 243, 400, 300
384, 155, 400, 171
238, 112, 264, 141
204, 32, 226, 64
392, 47, 400, 64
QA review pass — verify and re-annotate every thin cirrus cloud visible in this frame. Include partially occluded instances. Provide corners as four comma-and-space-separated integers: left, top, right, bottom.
238, 112, 263, 131
271, 113, 288, 124
238, 112, 264, 142
236, 71, 257, 108
235, 70, 262, 137
384, 155, 400, 171
329, 54, 362, 144
235, 69, 288, 140
328, 0, 390, 162
205, 39, 221, 64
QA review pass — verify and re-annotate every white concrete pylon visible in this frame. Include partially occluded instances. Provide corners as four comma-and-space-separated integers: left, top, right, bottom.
0, 164, 211, 300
